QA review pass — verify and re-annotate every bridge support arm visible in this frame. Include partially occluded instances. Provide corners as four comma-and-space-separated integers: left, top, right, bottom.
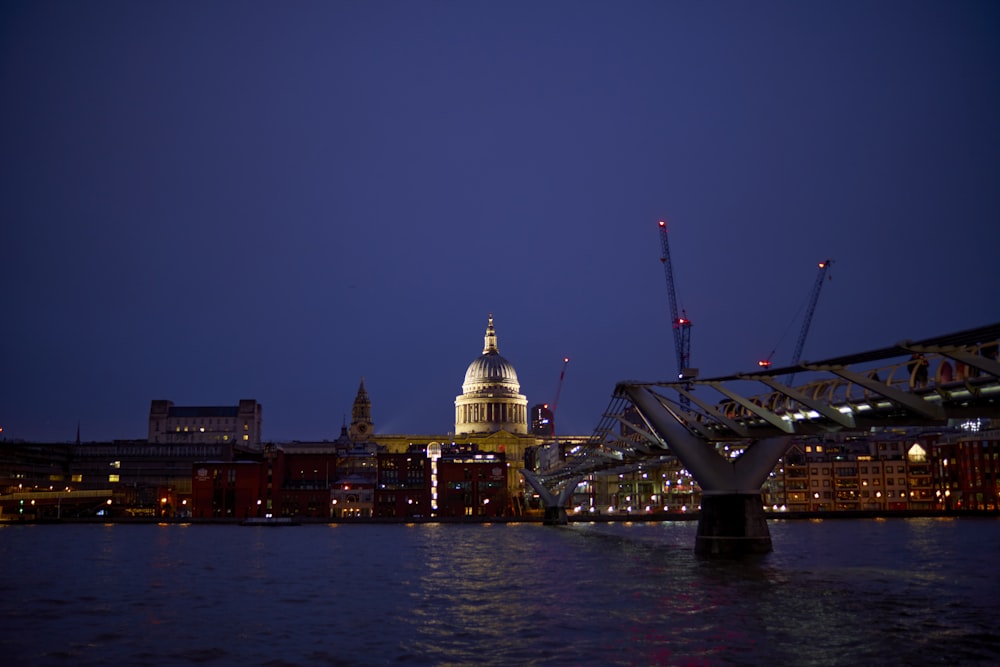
754, 376, 857, 429
806, 365, 945, 419
732, 436, 794, 491
610, 414, 667, 449
903, 344, 1000, 379
619, 385, 739, 492
707, 382, 795, 434
521, 470, 582, 525
675, 386, 749, 437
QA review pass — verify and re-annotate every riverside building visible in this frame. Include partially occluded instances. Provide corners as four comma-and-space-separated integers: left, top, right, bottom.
148, 399, 262, 447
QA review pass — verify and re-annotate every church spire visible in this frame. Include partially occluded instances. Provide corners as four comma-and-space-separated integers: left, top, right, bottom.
483, 313, 499, 355
349, 378, 373, 441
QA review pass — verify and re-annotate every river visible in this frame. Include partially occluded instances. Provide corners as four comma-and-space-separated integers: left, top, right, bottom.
1, 517, 998, 666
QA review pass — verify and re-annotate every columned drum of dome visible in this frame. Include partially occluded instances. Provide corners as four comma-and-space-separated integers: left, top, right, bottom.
455, 314, 528, 435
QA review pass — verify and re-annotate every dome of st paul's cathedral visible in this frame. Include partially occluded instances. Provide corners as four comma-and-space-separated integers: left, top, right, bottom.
455, 314, 528, 435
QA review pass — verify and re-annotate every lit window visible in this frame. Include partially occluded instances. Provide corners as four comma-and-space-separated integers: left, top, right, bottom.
108, 474, 120, 483
243, 435, 249, 441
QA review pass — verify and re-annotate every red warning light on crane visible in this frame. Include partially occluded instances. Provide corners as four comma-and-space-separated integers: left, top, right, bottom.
658, 220, 666, 228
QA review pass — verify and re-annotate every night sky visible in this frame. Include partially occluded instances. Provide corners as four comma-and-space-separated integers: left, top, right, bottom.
3, 1, 999, 443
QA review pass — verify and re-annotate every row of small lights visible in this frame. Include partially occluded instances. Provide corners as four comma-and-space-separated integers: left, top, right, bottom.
573, 504, 696, 513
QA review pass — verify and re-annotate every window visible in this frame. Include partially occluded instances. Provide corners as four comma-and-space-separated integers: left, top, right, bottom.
108, 474, 120, 483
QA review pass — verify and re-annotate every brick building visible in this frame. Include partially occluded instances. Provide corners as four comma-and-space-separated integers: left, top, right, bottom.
191, 460, 266, 519
932, 428, 1000, 510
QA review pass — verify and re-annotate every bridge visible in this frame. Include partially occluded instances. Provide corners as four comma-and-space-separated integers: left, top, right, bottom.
523, 321, 1000, 555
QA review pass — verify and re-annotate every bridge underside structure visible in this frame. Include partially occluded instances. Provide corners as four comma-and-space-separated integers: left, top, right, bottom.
523, 322, 1000, 556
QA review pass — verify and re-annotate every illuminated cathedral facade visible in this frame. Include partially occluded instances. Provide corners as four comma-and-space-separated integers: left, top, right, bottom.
454, 314, 529, 436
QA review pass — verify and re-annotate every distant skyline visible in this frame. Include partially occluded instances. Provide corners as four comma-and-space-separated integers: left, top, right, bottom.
3, 1, 999, 442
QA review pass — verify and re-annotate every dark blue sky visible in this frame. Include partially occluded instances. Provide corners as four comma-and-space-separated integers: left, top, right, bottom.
3, 1, 999, 443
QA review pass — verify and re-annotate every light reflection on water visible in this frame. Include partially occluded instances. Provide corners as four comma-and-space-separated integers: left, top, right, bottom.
1, 518, 998, 666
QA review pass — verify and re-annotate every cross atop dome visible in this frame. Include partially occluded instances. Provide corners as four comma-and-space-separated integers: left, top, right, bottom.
483, 313, 499, 355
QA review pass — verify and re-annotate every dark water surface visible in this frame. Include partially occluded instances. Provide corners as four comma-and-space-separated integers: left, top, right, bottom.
2, 518, 998, 666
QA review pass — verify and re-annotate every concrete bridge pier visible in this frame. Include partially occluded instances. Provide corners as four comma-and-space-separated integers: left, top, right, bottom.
620, 384, 792, 556
522, 470, 579, 526
696, 493, 772, 556
543, 505, 569, 525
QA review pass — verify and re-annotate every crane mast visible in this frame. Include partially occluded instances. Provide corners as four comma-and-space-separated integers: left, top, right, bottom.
549, 357, 569, 436
657, 220, 693, 381
786, 259, 832, 384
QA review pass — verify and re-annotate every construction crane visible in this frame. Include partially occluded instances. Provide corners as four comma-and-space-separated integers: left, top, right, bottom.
758, 260, 833, 384
549, 357, 570, 436
657, 220, 694, 382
